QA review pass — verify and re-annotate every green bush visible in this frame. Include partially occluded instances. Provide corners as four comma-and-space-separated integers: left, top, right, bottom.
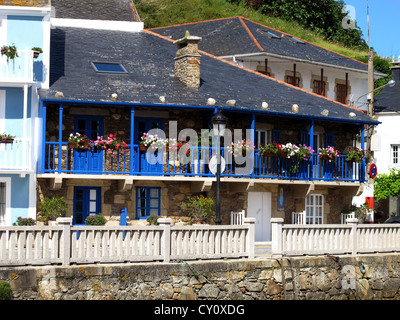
13, 216, 36, 226
0, 282, 12, 300
85, 214, 106, 226
39, 196, 67, 225
180, 195, 215, 224
146, 214, 159, 225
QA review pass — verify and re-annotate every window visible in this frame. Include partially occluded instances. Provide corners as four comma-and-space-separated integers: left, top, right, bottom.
305, 194, 324, 224
290, 36, 305, 44
286, 75, 300, 87
136, 187, 161, 219
261, 29, 281, 39
336, 83, 348, 104
392, 145, 400, 165
313, 80, 326, 96
91, 62, 127, 74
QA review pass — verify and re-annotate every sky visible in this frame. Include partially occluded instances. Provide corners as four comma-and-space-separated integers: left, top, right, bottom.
343, 0, 400, 58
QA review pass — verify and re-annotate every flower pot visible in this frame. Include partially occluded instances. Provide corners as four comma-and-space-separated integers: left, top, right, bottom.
139, 144, 148, 152
1, 139, 14, 144
33, 51, 41, 58
262, 151, 276, 157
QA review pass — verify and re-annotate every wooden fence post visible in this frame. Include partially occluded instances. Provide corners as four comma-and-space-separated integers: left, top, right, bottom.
347, 218, 359, 255
56, 217, 72, 266
243, 217, 256, 259
271, 218, 284, 258
158, 218, 172, 263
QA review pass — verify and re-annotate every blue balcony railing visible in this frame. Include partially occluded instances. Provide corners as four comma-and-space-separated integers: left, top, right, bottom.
42, 142, 366, 183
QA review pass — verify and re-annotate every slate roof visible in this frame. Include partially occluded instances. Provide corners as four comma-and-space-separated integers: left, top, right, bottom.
50, 0, 139, 22
150, 17, 372, 74
0, 0, 49, 7
374, 67, 400, 113
38, 26, 376, 125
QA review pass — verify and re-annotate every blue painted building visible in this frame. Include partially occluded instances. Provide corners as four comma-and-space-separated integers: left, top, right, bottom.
0, 1, 51, 225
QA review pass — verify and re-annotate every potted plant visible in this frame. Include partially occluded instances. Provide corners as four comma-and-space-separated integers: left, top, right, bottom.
258, 142, 280, 157
180, 195, 215, 224
68, 133, 93, 149
296, 145, 314, 161
139, 133, 167, 151
0, 133, 15, 144
227, 139, 255, 158
13, 216, 36, 226
31, 47, 43, 58
146, 214, 159, 225
346, 147, 372, 164
85, 214, 106, 225
94, 133, 128, 156
281, 143, 300, 159
1, 44, 18, 61
319, 146, 340, 162
38, 196, 66, 225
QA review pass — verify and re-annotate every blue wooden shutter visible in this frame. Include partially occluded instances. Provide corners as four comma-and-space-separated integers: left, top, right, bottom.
325, 133, 334, 147
299, 131, 310, 145
272, 129, 281, 143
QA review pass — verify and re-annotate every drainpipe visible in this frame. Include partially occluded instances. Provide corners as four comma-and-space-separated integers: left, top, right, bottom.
23, 84, 28, 170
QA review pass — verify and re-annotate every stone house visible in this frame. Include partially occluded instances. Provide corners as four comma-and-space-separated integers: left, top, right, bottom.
2, 0, 375, 243
150, 16, 385, 109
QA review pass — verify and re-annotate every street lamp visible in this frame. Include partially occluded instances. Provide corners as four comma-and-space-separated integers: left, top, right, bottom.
211, 110, 227, 225
355, 80, 396, 110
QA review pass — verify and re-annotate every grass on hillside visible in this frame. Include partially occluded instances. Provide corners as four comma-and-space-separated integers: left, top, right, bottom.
134, 0, 369, 61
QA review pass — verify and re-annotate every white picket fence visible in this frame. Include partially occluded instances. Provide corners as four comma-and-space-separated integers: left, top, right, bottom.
271, 218, 400, 257
0, 217, 255, 266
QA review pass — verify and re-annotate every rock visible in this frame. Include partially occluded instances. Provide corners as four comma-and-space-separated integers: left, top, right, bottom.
198, 284, 220, 298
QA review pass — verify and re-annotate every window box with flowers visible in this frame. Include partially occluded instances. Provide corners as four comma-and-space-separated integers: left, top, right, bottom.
258, 142, 280, 157
139, 133, 167, 151
1, 44, 18, 62
94, 133, 128, 156
68, 133, 93, 150
227, 139, 255, 158
346, 147, 372, 164
318, 146, 340, 162
0, 133, 15, 144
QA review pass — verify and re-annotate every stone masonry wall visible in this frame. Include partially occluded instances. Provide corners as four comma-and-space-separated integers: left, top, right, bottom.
2, 253, 400, 300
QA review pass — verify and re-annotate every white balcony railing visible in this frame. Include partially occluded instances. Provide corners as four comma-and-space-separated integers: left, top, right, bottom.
0, 48, 34, 83
0, 138, 32, 171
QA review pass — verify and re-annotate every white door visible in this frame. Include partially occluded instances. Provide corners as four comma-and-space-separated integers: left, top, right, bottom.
248, 192, 272, 241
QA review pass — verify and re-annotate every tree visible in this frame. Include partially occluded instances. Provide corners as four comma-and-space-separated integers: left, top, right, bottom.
374, 169, 400, 202
228, 0, 368, 50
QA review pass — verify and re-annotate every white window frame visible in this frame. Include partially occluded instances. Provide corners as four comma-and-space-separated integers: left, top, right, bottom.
391, 144, 400, 165
305, 194, 324, 225
256, 129, 269, 146
0, 178, 11, 226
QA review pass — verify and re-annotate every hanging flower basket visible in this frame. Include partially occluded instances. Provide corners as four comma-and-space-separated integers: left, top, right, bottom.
1, 44, 19, 62
0, 133, 15, 144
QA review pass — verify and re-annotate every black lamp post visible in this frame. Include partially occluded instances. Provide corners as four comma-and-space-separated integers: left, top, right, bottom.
211, 110, 227, 225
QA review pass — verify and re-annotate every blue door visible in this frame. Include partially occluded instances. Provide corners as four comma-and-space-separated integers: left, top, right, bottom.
73, 116, 104, 173
135, 118, 164, 174
73, 186, 101, 225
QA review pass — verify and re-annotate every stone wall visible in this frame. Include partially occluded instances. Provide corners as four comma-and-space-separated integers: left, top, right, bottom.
2, 253, 400, 300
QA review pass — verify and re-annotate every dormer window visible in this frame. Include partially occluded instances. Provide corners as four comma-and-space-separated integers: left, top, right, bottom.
91, 62, 127, 74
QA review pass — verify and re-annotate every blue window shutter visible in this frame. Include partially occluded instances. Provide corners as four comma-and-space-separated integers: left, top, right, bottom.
325, 133, 334, 147
272, 129, 281, 143
299, 131, 310, 145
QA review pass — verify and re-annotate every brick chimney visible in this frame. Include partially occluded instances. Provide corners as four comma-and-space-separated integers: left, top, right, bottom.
173, 31, 202, 88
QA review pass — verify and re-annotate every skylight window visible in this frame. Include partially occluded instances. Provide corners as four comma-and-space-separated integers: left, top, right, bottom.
91, 62, 127, 74
290, 36, 306, 44
261, 29, 281, 39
